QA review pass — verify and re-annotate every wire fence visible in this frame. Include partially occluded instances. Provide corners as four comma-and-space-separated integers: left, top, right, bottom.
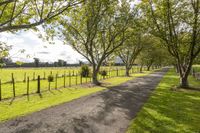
0, 66, 150, 101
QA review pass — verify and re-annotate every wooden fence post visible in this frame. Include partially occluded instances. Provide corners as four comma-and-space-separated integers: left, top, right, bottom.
12, 78, 15, 97
37, 75, 40, 93
64, 71, 66, 87
75, 73, 78, 85
44, 72, 46, 79
24, 72, 26, 82
69, 71, 71, 87
0, 79, 1, 101
55, 74, 58, 89
80, 75, 82, 84
27, 77, 29, 95
11, 73, 14, 81
33, 72, 35, 80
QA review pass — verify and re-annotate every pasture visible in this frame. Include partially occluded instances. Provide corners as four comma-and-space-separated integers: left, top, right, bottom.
0, 66, 144, 100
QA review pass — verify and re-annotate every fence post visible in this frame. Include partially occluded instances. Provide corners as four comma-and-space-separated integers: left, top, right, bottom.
117, 69, 118, 76
37, 75, 40, 93
80, 75, 82, 84
12, 73, 15, 97
69, 71, 71, 87
0, 79, 1, 101
44, 72, 46, 79
24, 72, 26, 82
64, 71, 66, 87
27, 77, 29, 95
55, 74, 58, 89
33, 72, 35, 80
11, 73, 14, 81
75, 73, 78, 85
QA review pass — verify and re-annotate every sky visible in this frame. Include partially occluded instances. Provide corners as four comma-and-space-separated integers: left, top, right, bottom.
0, 30, 86, 63
0, 0, 140, 64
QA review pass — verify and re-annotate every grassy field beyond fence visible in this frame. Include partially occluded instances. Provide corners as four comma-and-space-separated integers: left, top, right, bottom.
0, 66, 149, 100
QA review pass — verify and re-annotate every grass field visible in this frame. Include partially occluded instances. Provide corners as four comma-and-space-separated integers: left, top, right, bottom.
0, 66, 145, 100
127, 69, 200, 133
0, 70, 152, 122
193, 65, 200, 72
0, 66, 130, 83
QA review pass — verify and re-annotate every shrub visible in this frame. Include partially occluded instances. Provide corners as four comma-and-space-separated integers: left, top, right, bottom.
48, 75, 54, 82
80, 65, 90, 77
99, 70, 107, 77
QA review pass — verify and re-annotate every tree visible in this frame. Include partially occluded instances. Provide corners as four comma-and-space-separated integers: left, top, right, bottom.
55, 0, 131, 85
0, 0, 83, 32
118, 32, 143, 76
15, 61, 24, 67
0, 1, 83, 67
58, 59, 64, 67
140, 0, 200, 88
33, 58, 39, 67
136, 36, 168, 72
0, 42, 10, 67
63, 61, 67, 66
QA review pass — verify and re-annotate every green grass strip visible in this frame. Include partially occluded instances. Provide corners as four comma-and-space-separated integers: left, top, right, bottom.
127, 69, 200, 133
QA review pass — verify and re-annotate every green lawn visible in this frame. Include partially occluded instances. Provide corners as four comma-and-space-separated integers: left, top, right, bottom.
193, 65, 200, 72
0, 70, 152, 122
127, 69, 200, 133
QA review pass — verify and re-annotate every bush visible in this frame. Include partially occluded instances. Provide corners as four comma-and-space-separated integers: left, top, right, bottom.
80, 65, 90, 77
99, 70, 107, 77
48, 75, 54, 82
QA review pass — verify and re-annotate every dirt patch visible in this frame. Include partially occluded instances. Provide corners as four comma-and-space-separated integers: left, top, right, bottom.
0, 68, 168, 133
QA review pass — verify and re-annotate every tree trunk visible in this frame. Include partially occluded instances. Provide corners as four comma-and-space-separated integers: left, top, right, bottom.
92, 68, 101, 85
175, 64, 179, 73
147, 65, 151, 71
140, 65, 143, 73
180, 75, 189, 88
178, 61, 192, 88
125, 68, 130, 76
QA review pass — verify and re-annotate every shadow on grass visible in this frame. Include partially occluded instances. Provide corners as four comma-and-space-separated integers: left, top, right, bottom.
9, 97, 15, 105
127, 70, 200, 133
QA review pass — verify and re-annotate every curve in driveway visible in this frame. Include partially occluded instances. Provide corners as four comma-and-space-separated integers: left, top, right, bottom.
0, 68, 168, 133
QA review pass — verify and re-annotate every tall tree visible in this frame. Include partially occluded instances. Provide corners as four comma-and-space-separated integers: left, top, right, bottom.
0, 0, 83, 32
117, 32, 143, 76
33, 58, 39, 67
141, 0, 200, 88
55, 0, 131, 85
136, 36, 168, 71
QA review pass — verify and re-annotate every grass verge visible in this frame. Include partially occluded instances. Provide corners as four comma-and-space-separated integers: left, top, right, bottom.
0, 71, 152, 122
127, 69, 200, 133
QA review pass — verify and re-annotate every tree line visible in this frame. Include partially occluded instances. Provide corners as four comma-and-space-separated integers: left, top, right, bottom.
0, 0, 199, 87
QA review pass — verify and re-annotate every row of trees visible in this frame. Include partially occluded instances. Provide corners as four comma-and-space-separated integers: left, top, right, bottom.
0, 0, 199, 88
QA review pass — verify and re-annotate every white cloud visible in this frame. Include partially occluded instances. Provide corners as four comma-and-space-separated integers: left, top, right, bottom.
0, 30, 85, 63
